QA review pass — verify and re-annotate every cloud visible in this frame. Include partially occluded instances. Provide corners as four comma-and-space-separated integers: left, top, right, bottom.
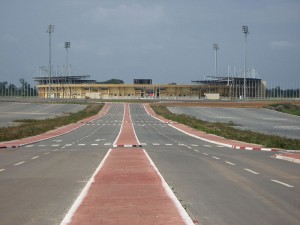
83, 4, 165, 28
269, 41, 298, 49
1, 34, 19, 43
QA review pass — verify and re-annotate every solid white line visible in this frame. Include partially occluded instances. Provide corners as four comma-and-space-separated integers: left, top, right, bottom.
0, 169, 5, 172
14, 161, 25, 166
143, 149, 194, 225
31, 156, 39, 159
244, 168, 259, 175
225, 161, 236, 165
212, 156, 220, 160
271, 179, 294, 188
60, 149, 112, 225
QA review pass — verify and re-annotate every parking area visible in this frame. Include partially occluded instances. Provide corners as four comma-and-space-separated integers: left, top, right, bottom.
0, 102, 86, 127
168, 106, 300, 139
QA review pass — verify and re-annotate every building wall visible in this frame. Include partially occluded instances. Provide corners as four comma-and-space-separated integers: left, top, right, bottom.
36, 82, 266, 99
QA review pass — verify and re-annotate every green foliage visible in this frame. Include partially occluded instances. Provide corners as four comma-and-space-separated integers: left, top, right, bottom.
151, 105, 300, 150
98, 79, 124, 84
0, 103, 104, 142
266, 103, 300, 116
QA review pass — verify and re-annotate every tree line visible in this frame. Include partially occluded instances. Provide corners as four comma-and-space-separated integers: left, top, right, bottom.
0, 79, 37, 97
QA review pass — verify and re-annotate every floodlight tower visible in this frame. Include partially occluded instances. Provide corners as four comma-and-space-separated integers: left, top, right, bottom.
213, 43, 219, 77
242, 25, 249, 99
65, 42, 71, 76
47, 24, 54, 98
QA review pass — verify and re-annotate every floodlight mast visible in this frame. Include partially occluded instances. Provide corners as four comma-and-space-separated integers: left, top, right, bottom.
213, 43, 219, 77
242, 25, 249, 99
65, 42, 71, 76
47, 24, 54, 98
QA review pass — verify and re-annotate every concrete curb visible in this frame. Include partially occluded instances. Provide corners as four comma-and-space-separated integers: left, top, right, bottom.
274, 154, 300, 164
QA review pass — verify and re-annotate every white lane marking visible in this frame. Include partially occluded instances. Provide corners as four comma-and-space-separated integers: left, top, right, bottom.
271, 179, 294, 188
153, 143, 160, 146
78, 144, 86, 146
204, 145, 211, 147
104, 143, 111, 146
53, 149, 59, 152
225, 161, 236, 165
194, 149, 199, 152
218, 145, 225, 148
178, 143, 185, 146
39, 145, 46, 147
31, 156, 39, 159
244, 168, 259, 175
54, 140, 62, 142
91, 144, 98, 146
212, 156, 220, 160
65, 144, 72, 146
14, 161, 25, 166
60, 149, 112, 225
44, 152, 50, 155
191, 144, 198, 147
25, 145, 34, 148
52, 144, 59, 147
143, 149, 195, 225
165, 144, 173, 146
0, 169, 5, 172
202, 153, 208, 155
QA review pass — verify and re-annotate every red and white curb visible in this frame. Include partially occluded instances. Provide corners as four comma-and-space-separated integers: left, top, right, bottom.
273, 154, 300, 164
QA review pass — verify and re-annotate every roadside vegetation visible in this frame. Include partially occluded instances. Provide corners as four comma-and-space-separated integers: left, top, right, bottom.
266, 103, 300, 116
0, 103, 104, 142
151, 105, 300, 150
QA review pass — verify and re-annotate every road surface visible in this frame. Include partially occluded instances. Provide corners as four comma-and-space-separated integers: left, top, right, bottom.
168, 106, 300, 139
0, 103, 299, 225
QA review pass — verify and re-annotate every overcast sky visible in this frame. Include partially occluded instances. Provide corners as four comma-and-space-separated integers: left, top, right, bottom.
0, 0, 299, 86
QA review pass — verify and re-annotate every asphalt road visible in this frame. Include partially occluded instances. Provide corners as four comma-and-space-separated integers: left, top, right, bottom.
0, 103, 299, 225
0, 102, 86, 127
168, 106, 300, 139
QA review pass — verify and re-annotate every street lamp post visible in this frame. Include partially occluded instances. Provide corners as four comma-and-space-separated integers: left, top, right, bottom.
213, 43, 219, 77
64, 42, 70, 76
242, 25, 249, 99
47, 24, 54, 98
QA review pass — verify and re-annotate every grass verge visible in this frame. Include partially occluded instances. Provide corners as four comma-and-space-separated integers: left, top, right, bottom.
151, 105, 300, 150
266, 103, 300, 116
0, 103, 104, 142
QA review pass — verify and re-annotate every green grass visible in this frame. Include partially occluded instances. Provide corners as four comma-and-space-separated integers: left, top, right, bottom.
266, 103, 300, 116
0, 103, 104, 142
151, 105, 300, 150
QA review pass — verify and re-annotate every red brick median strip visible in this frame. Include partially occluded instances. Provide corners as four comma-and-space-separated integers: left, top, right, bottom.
61, 148, 194, 225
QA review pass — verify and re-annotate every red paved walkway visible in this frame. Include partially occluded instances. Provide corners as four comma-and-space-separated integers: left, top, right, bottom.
68, 148, 190, 225
61, 103, 194, 225
0, 103, 111, 148
144, 104, 278, 151
113, 103, 141, 147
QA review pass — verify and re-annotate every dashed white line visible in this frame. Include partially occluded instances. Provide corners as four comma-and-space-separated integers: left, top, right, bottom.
91, 144, 99, 146
53, 149, 59, 152
165, 144, 173, 146
104, 143, 111, 146
225, 161, 236, 165
25, 145, 34, 148
203, 145, 211, 147
14, 161, 25, 166
194, 149, 199, 152
244, 168, 259, 175
78, 144, 86, 146
52, 144, 59, 147
271, 179, 294, 188
31, 156, 39, 159
212, 156, 220, 160
152, 143, 160, 146
0, 169, 5, 172
202, 153, 208, 155
44, 152, 50, 155
191, 144, 198, 147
